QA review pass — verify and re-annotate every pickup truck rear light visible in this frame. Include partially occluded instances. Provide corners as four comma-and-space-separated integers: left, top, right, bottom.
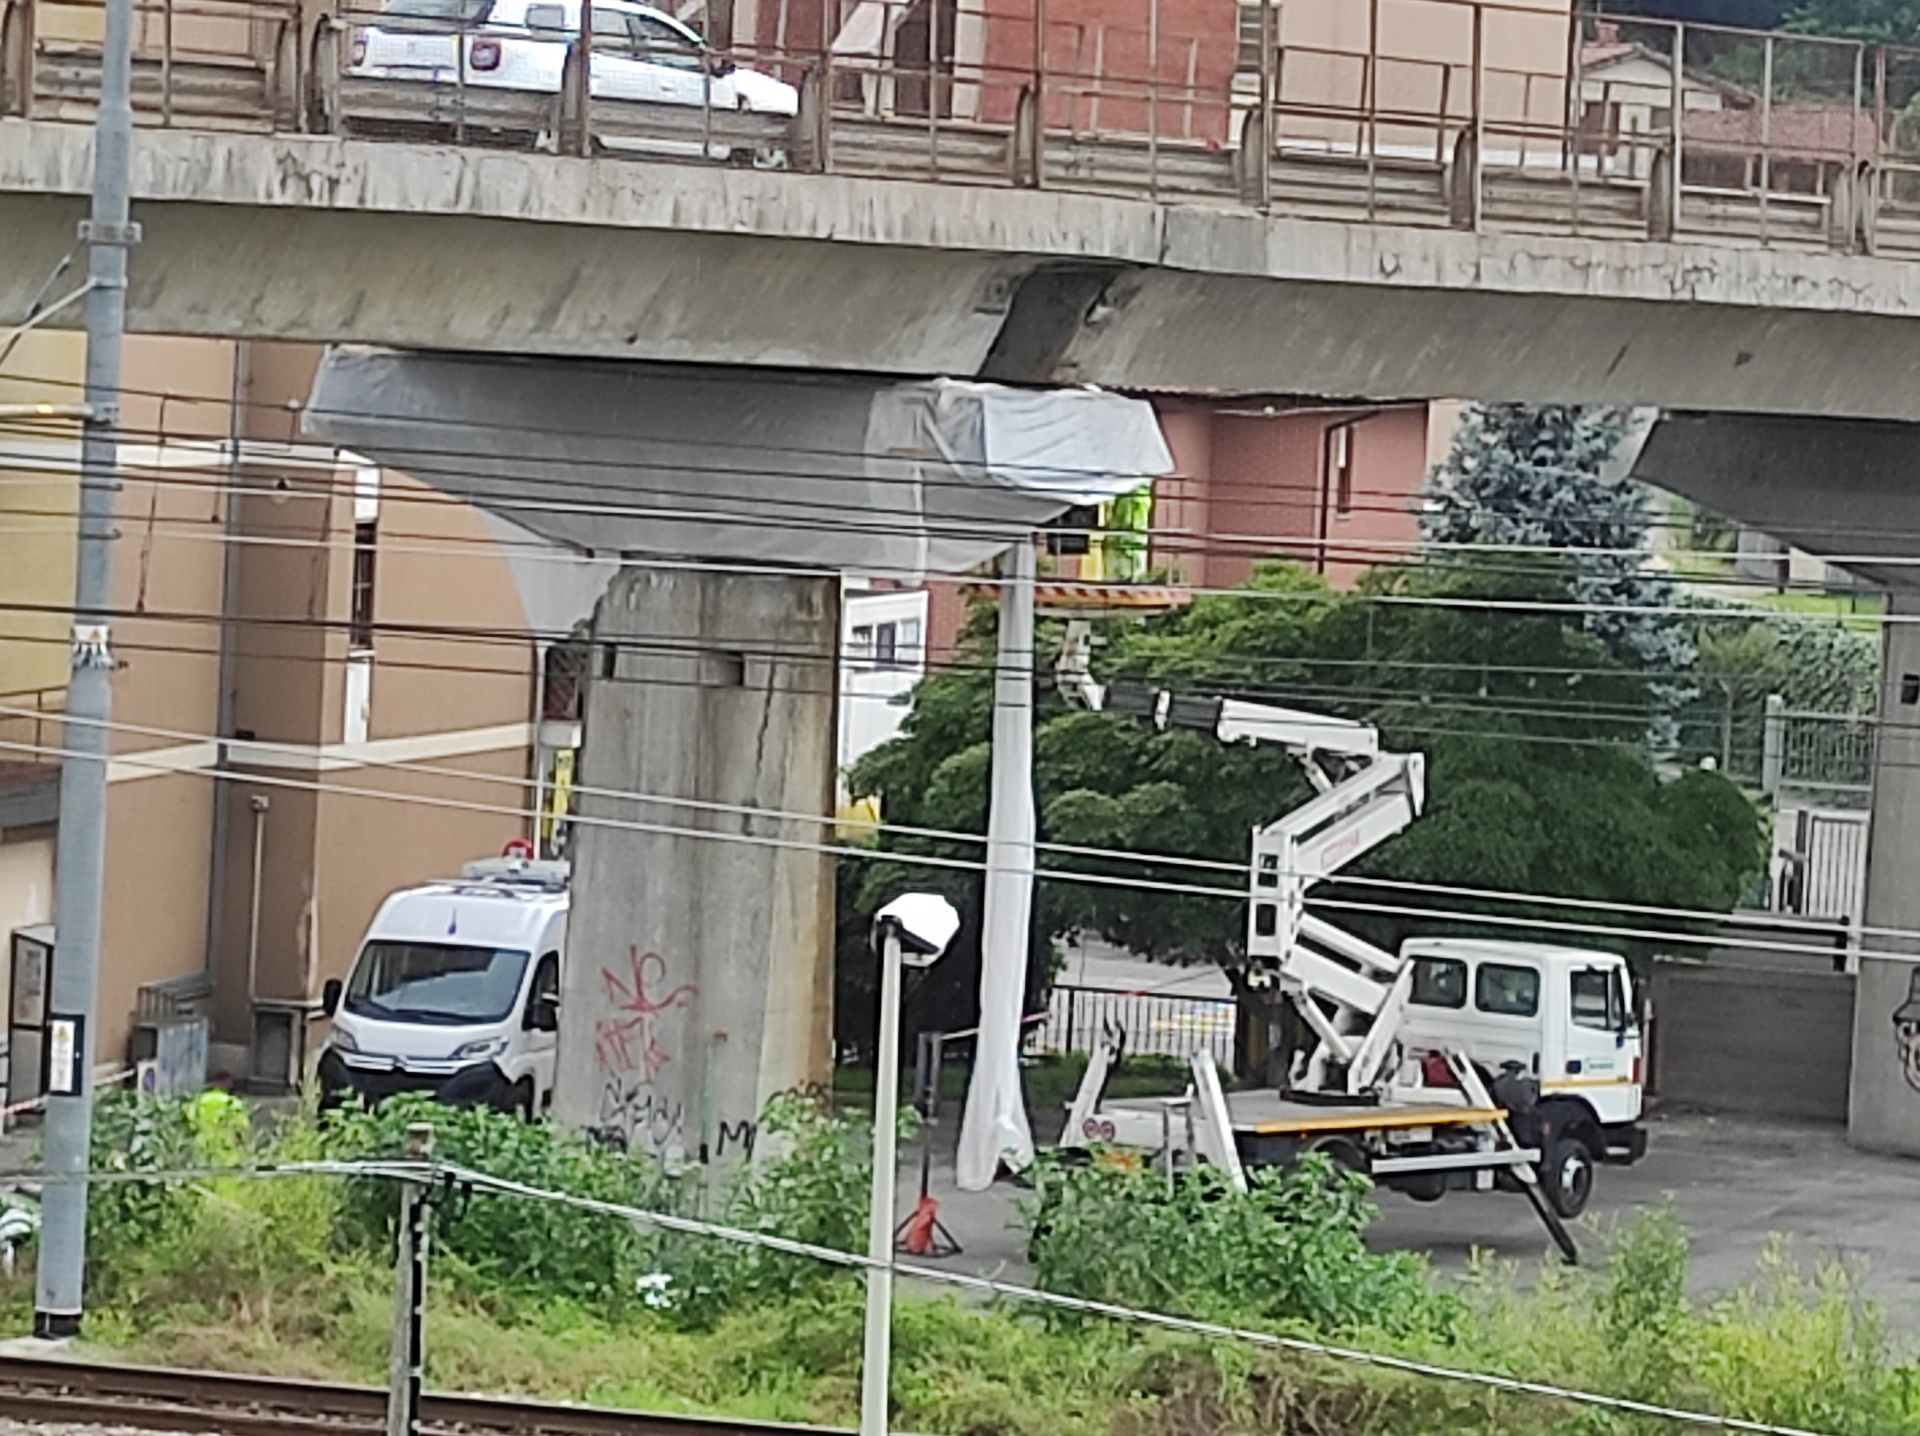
470, 37, 502, 69
1632, 1054, 1643, 1087
349, 29, 367, 65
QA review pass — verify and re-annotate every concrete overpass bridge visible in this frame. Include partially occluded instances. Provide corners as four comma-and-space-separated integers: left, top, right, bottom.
11, 116, 1920, 420
11, 0, 1920, 415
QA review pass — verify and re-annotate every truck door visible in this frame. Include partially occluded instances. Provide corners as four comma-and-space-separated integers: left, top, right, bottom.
1457, 960, 1545, 1078
1559, 964, 1637, 1122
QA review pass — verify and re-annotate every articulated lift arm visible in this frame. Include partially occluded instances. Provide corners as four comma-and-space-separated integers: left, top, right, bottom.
1057, 620, 1425, 1098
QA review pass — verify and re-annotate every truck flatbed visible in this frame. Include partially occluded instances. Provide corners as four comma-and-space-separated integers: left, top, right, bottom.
1106, 1092, 1507, 1137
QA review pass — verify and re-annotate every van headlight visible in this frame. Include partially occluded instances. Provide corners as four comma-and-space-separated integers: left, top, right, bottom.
329, 1027, 359, 1055
451, 1035, 510, 1062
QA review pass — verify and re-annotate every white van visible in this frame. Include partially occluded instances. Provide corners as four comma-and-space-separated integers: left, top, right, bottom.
318, 857, 568, 1119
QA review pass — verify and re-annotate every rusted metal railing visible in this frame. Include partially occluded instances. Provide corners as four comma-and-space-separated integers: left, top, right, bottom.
7, 0, 1920, 258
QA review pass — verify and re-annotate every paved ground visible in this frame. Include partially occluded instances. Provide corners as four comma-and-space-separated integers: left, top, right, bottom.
894, 1104, 1920, 1336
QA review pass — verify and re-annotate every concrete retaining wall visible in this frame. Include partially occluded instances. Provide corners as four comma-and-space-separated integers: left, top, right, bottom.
1650, 962, 1854, 1123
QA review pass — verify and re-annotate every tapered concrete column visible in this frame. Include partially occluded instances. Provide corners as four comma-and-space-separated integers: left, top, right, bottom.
557, 565, 838, 1164
1850, 592, 1920, 1154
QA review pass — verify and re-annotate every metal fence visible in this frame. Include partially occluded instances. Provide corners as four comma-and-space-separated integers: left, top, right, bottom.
13, 0, 1920, 255
1031, 981, 1234, 1068
1762, 695, 1875, 796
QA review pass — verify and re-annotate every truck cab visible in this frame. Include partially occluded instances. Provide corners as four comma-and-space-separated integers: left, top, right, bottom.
1396, 938, 1646, 1210
317, 858, 567, 1118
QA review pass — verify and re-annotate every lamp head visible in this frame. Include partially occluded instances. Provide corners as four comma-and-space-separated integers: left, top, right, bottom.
872, 892, 960, 967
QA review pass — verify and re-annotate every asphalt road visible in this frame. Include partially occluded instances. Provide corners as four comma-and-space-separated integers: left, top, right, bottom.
897, 1106, 1920, 1335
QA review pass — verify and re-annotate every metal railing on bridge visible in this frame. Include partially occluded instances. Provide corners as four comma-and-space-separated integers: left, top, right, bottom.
14, 0, 1920, 257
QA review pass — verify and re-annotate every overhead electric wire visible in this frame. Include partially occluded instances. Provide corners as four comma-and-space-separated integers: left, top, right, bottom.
0, 715, 1898, 965
7, 696, 1890, 939
0, 596, 1884, 748
4, 370, 1916, 547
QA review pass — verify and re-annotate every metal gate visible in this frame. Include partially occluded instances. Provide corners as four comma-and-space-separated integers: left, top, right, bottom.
1773, 806, 1869, 929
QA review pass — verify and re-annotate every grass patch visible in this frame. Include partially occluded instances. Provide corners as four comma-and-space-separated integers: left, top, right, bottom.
32, 1091, 1920, 1436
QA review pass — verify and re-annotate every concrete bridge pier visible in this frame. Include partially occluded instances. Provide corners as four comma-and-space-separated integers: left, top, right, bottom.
556, 564, 838, 1165
1633, 415, 1920, 1155
1852, 593, 1920, 1154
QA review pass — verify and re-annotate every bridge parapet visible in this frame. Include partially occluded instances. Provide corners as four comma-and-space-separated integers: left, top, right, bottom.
9, 0, 1920, 259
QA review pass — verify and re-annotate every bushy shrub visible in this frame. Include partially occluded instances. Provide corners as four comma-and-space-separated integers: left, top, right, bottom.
319, 1092, 663, 1311
1026, 1152, 1457, 1340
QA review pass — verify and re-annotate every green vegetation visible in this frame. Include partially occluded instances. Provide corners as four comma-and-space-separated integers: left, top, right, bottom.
20, 1092, 1920, 1436
847, 557, 1771, 994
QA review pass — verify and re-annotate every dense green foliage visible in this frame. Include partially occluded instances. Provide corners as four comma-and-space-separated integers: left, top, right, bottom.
1028, 1154, 1456, 1339
83, 1090, 870, 1331
1786, 0, 1920, 43
39, 1093, 1920, 1436
845, 558, 1770, 985
1421, 406, 1693, 693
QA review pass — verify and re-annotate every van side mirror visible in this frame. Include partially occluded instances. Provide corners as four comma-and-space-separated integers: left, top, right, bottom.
322, 978, 343, 1017
526, 997, 559, 1033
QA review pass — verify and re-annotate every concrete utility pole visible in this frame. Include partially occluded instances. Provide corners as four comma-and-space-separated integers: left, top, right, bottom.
35, 0, 138, 1339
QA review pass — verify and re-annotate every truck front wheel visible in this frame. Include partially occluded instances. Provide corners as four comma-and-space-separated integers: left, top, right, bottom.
1542, 1134, 1594, 1218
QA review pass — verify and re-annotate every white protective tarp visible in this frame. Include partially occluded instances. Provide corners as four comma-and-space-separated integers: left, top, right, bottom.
302, 349, 1174, 1183
304, 349, 1170, 579
956, 537, 1038, 1190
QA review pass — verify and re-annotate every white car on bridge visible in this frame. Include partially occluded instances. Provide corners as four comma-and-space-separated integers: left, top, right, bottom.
340, 0, 799, 159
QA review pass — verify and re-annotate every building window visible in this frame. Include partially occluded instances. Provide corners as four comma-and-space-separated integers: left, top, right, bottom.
1326, 422, 1356, 517
1045, 504, 1097, 557
874, 622, 898, 669
1235, 1, 1268, 74
349, 519, 377, 651
1475, 963, 1540, 1019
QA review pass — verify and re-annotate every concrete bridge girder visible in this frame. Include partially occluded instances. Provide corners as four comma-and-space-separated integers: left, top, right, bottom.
13, 120, 1920, 416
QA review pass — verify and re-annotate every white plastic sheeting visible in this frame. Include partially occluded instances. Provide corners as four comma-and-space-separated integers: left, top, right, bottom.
956, 538, 1038, 1191
304, 349, 1168, 579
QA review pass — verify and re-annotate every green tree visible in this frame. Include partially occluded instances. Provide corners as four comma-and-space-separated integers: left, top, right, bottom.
1785, 0, 1920, 43
1678, 605, 1879, 781
1420, 405, 1696, 742
842, 561, 1769, 1076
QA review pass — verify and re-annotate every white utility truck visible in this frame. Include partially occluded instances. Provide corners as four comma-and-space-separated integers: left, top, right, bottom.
317, 857, 568, 1119
1052, 624, 1646, 1259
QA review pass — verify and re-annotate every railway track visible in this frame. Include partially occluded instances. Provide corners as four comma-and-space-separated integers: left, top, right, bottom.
0, 1355, 842, 1436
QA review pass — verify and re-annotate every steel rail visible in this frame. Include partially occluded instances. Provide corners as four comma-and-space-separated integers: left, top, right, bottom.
0, 1355, 846, 1436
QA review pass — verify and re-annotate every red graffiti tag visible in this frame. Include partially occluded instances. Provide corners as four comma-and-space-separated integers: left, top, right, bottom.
594, 948, 696, 1081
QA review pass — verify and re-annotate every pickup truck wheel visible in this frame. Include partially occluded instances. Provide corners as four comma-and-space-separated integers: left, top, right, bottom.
1543, 1134, 1594, 1219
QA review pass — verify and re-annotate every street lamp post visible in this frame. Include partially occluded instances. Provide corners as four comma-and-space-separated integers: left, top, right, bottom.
860, 893, 960, 1436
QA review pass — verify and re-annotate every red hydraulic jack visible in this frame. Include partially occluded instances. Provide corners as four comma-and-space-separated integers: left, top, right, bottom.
894, 1030, 960, 1258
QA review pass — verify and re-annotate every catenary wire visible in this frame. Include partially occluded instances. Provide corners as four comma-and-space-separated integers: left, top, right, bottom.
5, 697, 1893, 940
0, 724, 1899, 965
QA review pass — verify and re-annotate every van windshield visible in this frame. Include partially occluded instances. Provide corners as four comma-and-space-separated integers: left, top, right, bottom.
345, 941, 530, 1025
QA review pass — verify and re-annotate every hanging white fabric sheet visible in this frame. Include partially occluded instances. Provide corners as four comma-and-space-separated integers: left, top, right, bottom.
304, 349, 1169, 580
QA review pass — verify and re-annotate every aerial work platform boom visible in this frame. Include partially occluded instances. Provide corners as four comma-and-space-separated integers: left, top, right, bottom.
1050, 621, 1648, 1260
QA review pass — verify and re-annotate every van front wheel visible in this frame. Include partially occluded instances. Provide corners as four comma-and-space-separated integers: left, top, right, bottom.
515, 1078, 538, 1124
